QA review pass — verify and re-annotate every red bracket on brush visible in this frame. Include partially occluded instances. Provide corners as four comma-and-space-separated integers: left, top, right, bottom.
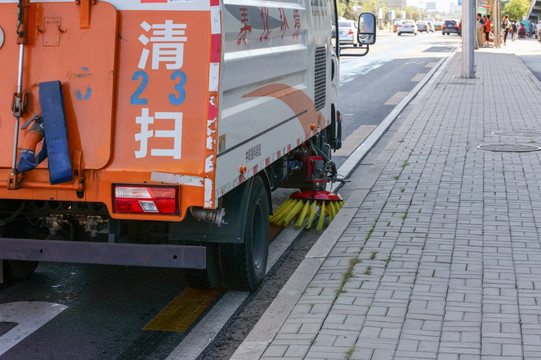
290, 190, 343, 201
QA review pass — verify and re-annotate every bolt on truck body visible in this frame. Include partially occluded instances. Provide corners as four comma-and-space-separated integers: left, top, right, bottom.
0, 0, 375, 290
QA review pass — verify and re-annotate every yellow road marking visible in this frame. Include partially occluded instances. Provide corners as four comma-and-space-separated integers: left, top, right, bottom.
333, 125, 376, 157
144, 287, 223, 332
411, 73, 427, 82
384, 91, 408, 106
270, 223, 282, 239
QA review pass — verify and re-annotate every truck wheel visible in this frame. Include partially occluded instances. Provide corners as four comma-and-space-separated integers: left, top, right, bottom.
3, 260, 39, 281
220, 176, 269, 291
182, 243, 221, 289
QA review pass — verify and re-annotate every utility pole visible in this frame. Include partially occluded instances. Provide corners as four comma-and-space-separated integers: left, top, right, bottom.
493, 0, 501, 48
462, 0, 475, 77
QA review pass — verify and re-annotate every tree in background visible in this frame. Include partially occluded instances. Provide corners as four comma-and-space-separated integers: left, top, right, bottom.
337, 0, 384, 21
337, 2, 355, 20
502, 0, 529, 21
360, 0, 380, 15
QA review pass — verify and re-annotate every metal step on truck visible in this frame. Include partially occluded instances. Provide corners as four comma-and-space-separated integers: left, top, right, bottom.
0, 0, 376, 291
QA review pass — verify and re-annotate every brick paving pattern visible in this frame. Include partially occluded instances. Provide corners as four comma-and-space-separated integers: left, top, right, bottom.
236, 40, 541, 360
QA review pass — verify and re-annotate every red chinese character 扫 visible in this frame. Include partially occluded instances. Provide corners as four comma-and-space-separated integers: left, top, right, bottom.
237, 6, 252, 45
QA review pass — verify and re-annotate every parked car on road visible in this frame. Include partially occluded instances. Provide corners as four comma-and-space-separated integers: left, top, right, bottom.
397, 20, 418, 36
416, 21, 428, 32
338, 19, 359, 46
442, 19, 460, 35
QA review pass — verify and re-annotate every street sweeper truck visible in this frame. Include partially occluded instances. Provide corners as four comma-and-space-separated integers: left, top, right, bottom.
0, 0, 376, 291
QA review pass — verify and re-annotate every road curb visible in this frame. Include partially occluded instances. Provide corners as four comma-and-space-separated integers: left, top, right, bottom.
231, 46, 458, 360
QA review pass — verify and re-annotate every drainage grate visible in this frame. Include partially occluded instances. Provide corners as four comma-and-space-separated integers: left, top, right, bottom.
491, 130, 541, 137
477, 143, 541, 152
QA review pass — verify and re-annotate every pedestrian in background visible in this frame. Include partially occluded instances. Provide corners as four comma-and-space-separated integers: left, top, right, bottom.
519, 23, 526, 39
511, 21, 517, 41
502, 15, 510, 45
537, 20, 541, 42
477, 13, 485, 47
484, 15, 491, 44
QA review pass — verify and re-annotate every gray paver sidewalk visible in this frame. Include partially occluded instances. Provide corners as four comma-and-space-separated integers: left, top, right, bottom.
232, 39, 541, 360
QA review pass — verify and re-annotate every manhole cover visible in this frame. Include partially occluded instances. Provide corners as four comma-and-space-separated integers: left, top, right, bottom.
477, 143, 541, 152
491, 130, 541, 137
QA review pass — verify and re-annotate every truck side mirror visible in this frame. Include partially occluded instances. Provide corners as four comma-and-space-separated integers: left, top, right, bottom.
358, 13, 377, 45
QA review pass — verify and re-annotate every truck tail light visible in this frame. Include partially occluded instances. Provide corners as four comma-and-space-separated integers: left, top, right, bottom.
348, 29, 354, 35
113, 185, 178, 215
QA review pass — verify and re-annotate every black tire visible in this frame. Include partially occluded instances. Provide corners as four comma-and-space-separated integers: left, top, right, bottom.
182, 243, 222, 289
220, 176, 269, 291
398, 32, 401, 36
3, 260, 39, 282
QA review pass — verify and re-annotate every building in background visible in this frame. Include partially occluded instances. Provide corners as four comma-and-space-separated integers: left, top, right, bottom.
527, 0, 541, 24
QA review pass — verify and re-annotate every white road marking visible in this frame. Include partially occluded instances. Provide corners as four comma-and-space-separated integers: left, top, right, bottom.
0, 301, 67, 356
384, 91, 408, 105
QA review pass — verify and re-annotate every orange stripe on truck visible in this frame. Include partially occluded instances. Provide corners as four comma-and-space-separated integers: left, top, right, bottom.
243, 84, 326, 136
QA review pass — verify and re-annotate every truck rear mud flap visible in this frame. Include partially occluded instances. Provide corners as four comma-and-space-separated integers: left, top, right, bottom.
0, 238, 205, 269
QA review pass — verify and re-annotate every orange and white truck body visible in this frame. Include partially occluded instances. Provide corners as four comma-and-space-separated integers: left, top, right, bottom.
0, 0, 341, 285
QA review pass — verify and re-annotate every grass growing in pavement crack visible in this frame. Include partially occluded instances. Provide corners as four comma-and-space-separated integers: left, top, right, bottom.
345, 346, 356, 359
365, 227, 374, 241
364, 266, 372, 275
402, 211, 408, 220
335, 258, 362, 298
385, 256, 392, 268
370, 251, 378, 260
